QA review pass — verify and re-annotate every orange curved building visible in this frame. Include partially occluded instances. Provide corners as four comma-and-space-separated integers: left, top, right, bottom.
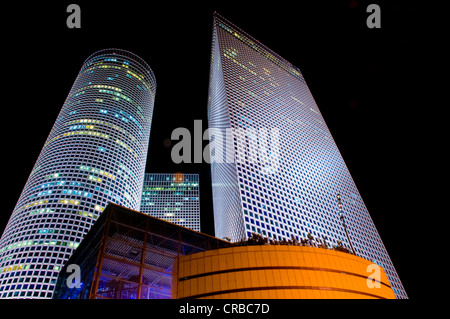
173, 245, 395, 299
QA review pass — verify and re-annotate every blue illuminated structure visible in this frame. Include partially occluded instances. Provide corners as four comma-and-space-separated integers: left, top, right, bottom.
52, 203, 230, 299
0, 49, 156, 298
207, 13, 407, 298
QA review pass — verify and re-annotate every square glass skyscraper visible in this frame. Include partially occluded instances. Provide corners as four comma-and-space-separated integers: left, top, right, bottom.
207, 13, 407, 298
140, 173, 200, 232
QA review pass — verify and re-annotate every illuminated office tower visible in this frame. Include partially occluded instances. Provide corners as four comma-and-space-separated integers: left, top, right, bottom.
207, 13, 407, 298
0, 49, 156, 299
140, 173, 200, 232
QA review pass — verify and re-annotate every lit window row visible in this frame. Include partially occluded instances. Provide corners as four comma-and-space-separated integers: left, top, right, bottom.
79, 165, 116, 180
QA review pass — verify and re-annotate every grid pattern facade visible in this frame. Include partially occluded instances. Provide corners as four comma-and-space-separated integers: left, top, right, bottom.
140, 174, 200, 232
0, 49, 156, 299
207, 14, 407, 298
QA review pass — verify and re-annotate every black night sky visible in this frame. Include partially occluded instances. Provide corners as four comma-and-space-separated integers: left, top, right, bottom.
2, 0, 429, 303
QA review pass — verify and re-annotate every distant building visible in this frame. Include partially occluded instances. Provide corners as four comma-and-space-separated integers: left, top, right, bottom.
140, 173, 200, 232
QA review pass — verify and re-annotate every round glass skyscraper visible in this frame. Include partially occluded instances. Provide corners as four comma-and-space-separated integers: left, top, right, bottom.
0, 49, 156, 299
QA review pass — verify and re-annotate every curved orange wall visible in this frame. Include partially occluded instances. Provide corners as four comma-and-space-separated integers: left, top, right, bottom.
173, 245, 395, 299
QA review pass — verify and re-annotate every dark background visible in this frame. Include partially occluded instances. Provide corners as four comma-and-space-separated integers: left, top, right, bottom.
1, 0, 428, 302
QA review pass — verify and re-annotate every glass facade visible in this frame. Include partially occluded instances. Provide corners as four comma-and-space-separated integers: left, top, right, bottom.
0, 49, 156, 299
207, 13, 407, 298
53, 203, 230, 299
140, 173, 200, 232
